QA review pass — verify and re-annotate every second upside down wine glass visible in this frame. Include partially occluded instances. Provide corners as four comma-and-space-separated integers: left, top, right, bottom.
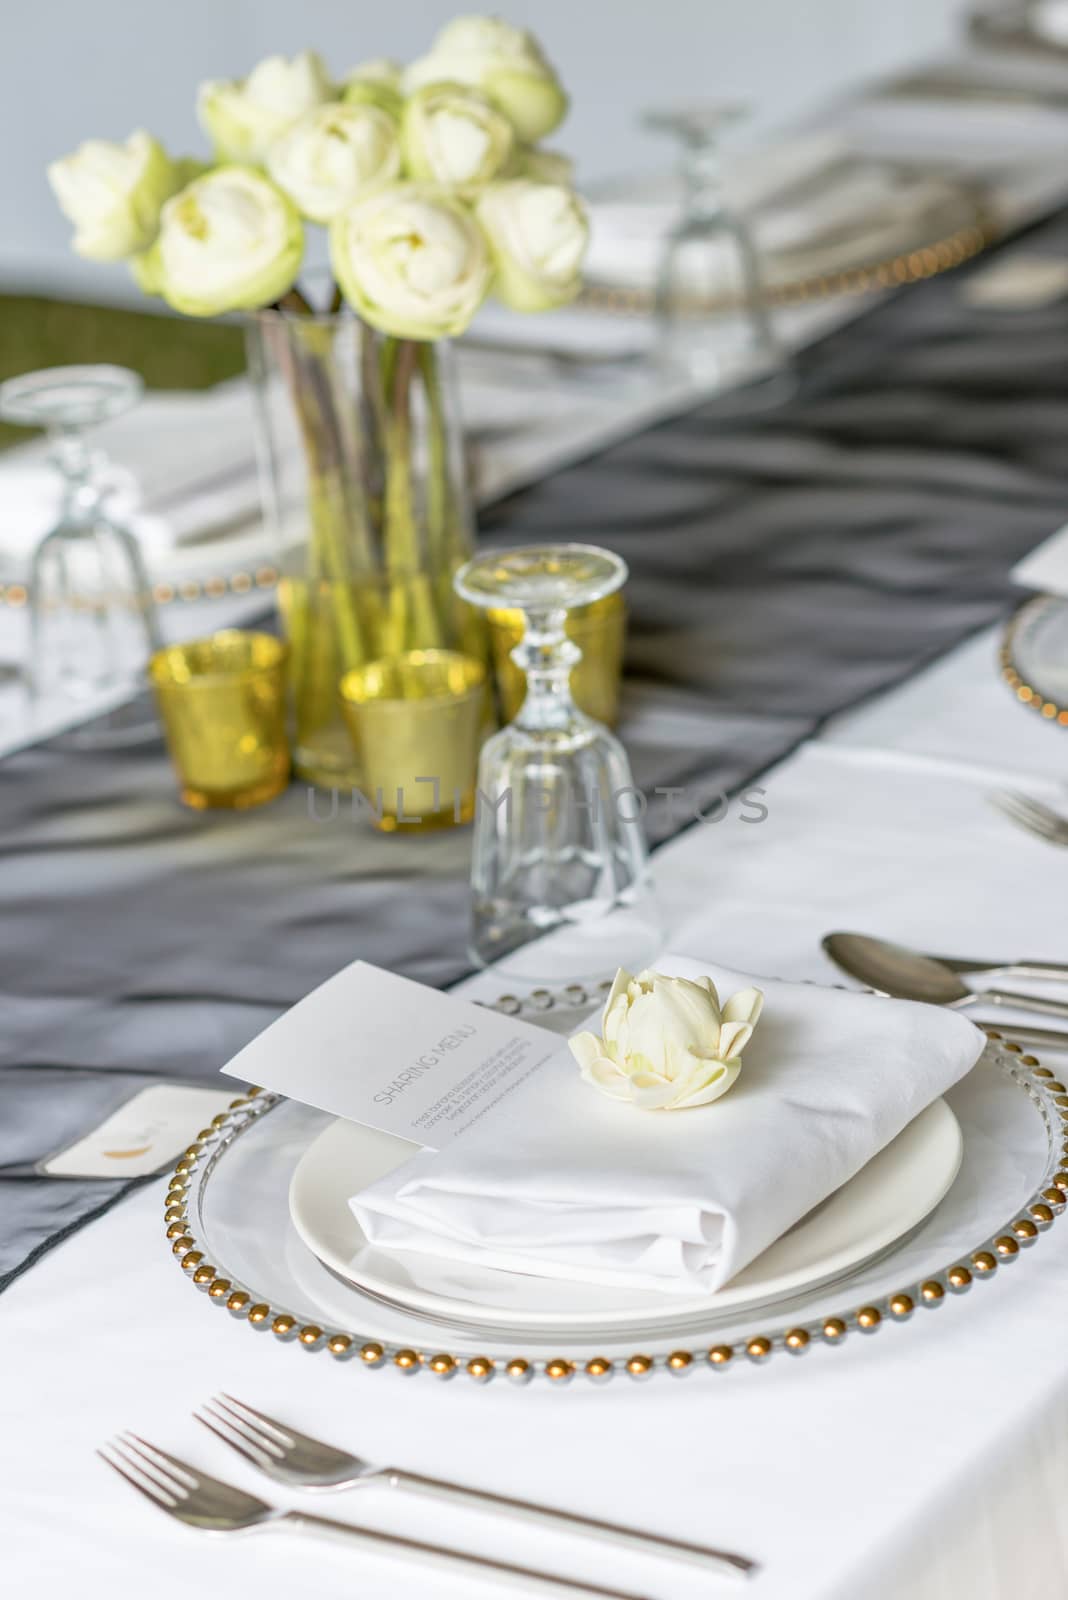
455, 543, 661, 985
645, 102, 788, 393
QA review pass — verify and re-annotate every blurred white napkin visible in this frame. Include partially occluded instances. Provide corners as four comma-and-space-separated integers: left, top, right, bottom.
1012, 522, 1068, 597
835, 95, 1068, 167
350, 954, 983, 1296
1034, 0, 1068, 45
585, 153, 962, 294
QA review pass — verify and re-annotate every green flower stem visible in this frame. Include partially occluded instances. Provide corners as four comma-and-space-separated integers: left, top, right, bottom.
381, 336, 446, 654
417, 341, 451, 568
264, 306, 367, 671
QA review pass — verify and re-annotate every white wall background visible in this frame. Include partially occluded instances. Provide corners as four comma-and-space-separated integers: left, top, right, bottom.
2, 0, 967, 303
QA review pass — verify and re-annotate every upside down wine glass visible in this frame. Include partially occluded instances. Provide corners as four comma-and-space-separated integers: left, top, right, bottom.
455, 544, 661, 985
0, 364, 162, 745
645, 103, 788, 393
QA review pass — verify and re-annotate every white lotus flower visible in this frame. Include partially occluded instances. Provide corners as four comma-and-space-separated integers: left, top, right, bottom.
156, 166, 304, 317
401, 81, 513, 192
267, 103, 401, 223
403, 16, 567, 143
198, 51, 333, 164
47, 131, 183, 261
475, 179, 587, 311
569, 968, 764, 1110
330, 182, 491, 339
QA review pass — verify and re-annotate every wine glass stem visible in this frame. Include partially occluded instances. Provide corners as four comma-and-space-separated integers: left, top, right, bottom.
511, 606, 582, 732
49, 425, 103, 524
680, 133, 727, 225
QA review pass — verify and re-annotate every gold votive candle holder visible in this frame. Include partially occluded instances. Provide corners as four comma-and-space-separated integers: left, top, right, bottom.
488, 591, 626, 727
149, 630, 290, 810
339, 649, 486, 832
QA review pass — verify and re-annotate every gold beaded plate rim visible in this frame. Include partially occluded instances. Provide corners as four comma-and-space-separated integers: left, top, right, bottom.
166, 1015, 1067, 1385
578, 211, 994, 317
999, 593, 1068, 729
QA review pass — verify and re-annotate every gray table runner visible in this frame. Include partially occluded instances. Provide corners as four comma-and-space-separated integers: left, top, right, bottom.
3, 212, 1067, 1290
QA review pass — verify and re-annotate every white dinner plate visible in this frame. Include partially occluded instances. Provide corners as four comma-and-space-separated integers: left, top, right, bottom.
288, 1100, 963, 1334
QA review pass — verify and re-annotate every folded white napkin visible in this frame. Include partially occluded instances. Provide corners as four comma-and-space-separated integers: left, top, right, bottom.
350, 955, 984, 1296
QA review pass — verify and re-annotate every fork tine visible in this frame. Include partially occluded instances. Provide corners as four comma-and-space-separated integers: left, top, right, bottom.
991, 792, 1062, 842
1009, 803, 1062, 841
216, 1392, 294, 1445
209, 1396, 287, 1456
121, 1432, 199, 1490
97, 1445, 179, 1510
125, 1440, 199, 1484
991, 789, 1035, 817
1003, 790, 1068, 835
194, 1406, 276, 1469
1002, 791, 1059, 829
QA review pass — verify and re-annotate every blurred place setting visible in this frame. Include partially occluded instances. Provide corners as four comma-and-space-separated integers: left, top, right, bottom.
3, 4, 1068, 1600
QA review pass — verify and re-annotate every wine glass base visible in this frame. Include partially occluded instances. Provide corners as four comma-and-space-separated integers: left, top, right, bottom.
469, 904, 664, 988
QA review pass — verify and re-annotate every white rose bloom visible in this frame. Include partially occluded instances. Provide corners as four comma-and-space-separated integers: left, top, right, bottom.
476, 179, 587, 311
47, 131, 182, 261
515, 146, 573, 186
403, 15, 567, 143
343, 64, 403, 120
267, 103, 401, 223
156, 166, 304, 317
345, 57, 402, 90
330, 182, 491, 339
569, 968, 764, 1111
198, 51, 333, 163
401, 82, 513, 192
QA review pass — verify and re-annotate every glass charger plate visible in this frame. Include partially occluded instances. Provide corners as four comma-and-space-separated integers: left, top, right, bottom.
1001, 594, 1068, 726
165, 1028, 1068, 1385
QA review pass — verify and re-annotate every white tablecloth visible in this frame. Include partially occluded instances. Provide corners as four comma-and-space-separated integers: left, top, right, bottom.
4, 593, 1068, 1600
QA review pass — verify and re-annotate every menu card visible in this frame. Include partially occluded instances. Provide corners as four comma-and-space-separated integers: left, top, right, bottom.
221, 960, 562, 1150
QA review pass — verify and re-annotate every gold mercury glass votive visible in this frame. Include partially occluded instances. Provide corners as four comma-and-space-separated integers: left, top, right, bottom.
148, 631, 290, 810
339, 649, 486, 832
488, 591, 626, 727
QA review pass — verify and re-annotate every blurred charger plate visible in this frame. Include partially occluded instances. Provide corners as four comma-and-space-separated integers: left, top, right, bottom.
1000, 593, 1068, 726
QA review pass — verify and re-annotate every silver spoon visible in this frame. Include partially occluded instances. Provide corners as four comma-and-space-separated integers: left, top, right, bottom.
822, 932, 1068, 1019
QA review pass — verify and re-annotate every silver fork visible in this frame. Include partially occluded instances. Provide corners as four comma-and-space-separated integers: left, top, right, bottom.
98, 1433, 651, 1600
195, 1393, 754, 1580
989, 789, 1068, 848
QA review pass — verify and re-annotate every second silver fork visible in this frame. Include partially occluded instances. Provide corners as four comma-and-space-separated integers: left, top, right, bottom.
989, 789, 1068, 848
196, 1393, 755, 1579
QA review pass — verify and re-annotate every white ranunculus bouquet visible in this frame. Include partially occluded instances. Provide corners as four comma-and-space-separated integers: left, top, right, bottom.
48, 16, 585, 335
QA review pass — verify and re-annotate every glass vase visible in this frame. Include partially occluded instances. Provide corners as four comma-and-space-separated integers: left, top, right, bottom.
246, 309, 480, 789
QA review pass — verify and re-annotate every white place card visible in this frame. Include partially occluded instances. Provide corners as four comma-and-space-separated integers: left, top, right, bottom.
1011, 521, 1068, 599
221, 961, 562, 1149
961, 255, 1068, 311
39, 1084, 240, 1178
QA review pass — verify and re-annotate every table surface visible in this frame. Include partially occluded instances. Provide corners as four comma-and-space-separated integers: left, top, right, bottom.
5, 55, 1068, 1600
